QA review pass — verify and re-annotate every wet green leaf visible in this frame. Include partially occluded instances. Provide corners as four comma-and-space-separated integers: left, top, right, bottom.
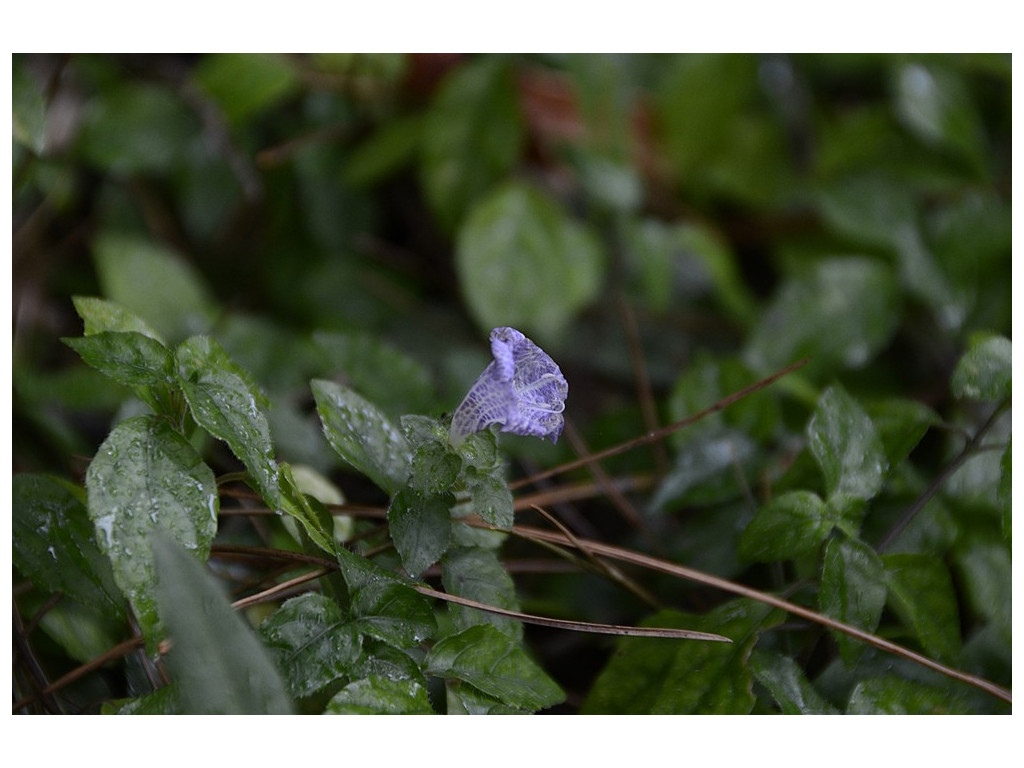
456, 180, 605, 344
312, 379, 411, 495
71, 296, 165, 341
739, 490, 831, 563
582, 600, 782, 714
13, 474, 123, 617
808, 384, 889, 503
63, 332, 175, 414
387, 488, 454, 577
176, 335, 279, 508
425, 624, 564, 711
951, 334, 1011, 401
745, 257, 901, 375
462, 470, 514, 531
441, 546, 522, 641
105, 685, 182, 714
86, 415, 218, 639
445, 682, 525, 714
420, 56, 524, 231
335, 548, 437, 648
324, 676, 435, 714
820, 537, 887, 666
750, 650, 839, 714
847, 676, 972, 714
883, 553, 961, 663
259, 593, 363, 698
153, 533, 293, 714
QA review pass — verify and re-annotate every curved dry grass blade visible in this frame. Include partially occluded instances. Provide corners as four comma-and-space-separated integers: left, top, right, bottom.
510, 524, 1012, 705
412, 584, 729, 642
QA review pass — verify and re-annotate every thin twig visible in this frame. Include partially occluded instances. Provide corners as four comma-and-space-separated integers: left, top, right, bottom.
531, 504, 660, 609
618, 295, 670, 476
230, 567, 332, 610
12, 636, 147, 713
510, 357, 809, 490
412, 584, 728, 642
508, 523, 1012, 705
876, 399, 1010, 552
564, 419, 644, 529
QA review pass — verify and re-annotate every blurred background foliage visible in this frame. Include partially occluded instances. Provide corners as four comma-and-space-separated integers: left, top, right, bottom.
12, 52, 1011, 713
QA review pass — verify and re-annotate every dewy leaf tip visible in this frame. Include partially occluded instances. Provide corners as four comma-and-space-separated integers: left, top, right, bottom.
449, 327, 568, 446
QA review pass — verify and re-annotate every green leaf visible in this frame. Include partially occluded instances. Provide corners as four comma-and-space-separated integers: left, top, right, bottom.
71, 295, 164, 341
999, 439, 1011, 538
667, 354, 780, 448
951, 334, 1011, 401
75, 81, 196, 175
745, 257, 901, 375
277, 463, 337, 555
658, 54, 756, 184
581, 600, 783, 714
13, 58, 47, 154
847, 676, 971, 714
35, 599, 123, 664
749, 650, 839, 714
456, 180, 606, 344
312, 379, 411, 495
409, 440, 463, 495
650, 428, 756, 513
462, 470, 514, 531
883, 553, 961, 663
445, 682, 526, 714
13, 474, 123, 617
259, 593, 363, 698
153, 533, 293, 714
105, 685, 182, 714
425, 624, 565, 712
92, 232, 217, 344
85, 415, 219, 639
387, 488, 454, 577
324, 676, 435, 714
175, 336, 280, 508
193, 53, 299, 125
892, 62, 986, 172
334, 548, 437, 648
815, 173, 917, 251
441, 546, 523, 641
807, 384, 889, 503
954, 535, 1011, 644
738, 490, 831, 563
866, 397, 939, 470
419, 56, 524, 231
819, 537, 887, 666
314, 330, 436, 417
344, 114, 424, 187
63, 332, 176, 414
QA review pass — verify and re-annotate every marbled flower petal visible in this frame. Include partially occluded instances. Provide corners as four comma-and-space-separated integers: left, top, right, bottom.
450, 327, 568, 445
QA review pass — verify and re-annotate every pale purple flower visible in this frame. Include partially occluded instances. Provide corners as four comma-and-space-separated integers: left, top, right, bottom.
450, 327, 568, 446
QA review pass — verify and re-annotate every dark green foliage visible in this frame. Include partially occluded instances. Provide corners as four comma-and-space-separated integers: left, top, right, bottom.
13, 53, 1010, 716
